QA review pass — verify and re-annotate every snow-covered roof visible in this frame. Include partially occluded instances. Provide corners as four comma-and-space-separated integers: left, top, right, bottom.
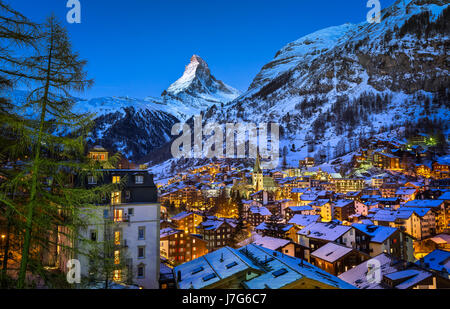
417, 250, 450, 274
333, 199, 353, 208
170, 211, 194, 221
404, 199, 444, 208
288, 214, 320, 227
351, 223, 397, 243
249, 206, 272, 216
160, 227, 182, 239
339, 253, 398, 289
240, 245, 355, 289
297, 222, 352, 241
438, 191, 450, 200
238, 234, 291, 251
311, 242, 354, 263
288, 205, 314, 212
395, 187, 417, 195
384, 269, 432, 289
173, 246, 263, 289
428, 234, 450, 245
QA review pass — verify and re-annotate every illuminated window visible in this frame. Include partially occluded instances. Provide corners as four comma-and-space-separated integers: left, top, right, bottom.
112, 176, 121, 184
114, 250, 120, 265
115, 231, 121, 245
114, 209, 124, 222
111, 192, 121, 205
113, 270, 121, 281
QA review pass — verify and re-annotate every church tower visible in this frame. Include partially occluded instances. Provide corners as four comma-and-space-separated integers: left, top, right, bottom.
252, 152, 264, 192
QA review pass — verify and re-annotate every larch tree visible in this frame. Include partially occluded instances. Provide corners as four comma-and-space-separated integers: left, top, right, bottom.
0, 0, 39, 288
2, 15, 113, 289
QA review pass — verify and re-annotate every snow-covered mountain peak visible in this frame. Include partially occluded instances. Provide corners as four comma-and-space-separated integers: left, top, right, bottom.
250, 23, 357, 90
162, 54, 241, 119
167, 54, 211, 95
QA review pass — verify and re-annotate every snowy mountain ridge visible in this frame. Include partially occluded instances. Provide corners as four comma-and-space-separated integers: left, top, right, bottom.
199, 0, 449, 166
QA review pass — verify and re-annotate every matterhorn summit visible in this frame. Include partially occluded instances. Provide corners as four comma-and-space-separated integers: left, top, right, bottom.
162, 55, 241, 118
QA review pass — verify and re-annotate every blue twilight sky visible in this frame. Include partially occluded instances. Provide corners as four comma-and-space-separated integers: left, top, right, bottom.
10, 0, 397, 99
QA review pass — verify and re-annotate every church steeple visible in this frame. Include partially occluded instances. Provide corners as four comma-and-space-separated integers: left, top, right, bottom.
253, 151, 262, 174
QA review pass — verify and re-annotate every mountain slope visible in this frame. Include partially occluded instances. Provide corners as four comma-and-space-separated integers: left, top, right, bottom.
201, 0, 450, 165
76, 55, 240, 160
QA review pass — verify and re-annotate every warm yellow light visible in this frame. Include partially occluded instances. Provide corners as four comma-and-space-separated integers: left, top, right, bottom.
1, 235, 5, 239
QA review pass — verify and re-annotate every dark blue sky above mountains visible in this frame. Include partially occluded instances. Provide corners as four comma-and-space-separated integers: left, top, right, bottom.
11, 0, 396, 99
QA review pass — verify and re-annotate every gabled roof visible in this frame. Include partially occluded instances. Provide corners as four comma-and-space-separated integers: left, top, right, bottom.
173, 246, 263, 289
417, 249, 450, 274
289, 214, 320, 227
160, 227, 182, 238
404, 200, 444, 208
333, 199, 353, 208
249, 206, 272, 216
240, 245, 355, 289
351, 223, 397, 243
311, 242, 354, 263
297, 222, 352, 242
170, 211, 195, 221
237, 234, 291, 251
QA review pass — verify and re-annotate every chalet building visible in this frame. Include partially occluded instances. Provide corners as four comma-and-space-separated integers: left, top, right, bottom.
351, 223, 414, 262
333, 199, 355, 222
355, 201, 379, 216
160, 228, 208, 264
373, 151, 402, 170
173, 245, 355, 289
196, 218, 237, 252
238, 234, 307, 259
339, 253, 450, 289
299, 157, 315, 169
380, 183, 401, 198
377, 197, 401, 209
297, 222, 356, 260
255, 222, 297, 242
250, 190, 275, 205
246, 206, 272, 228
285, 205, 316, 220
288, 214, 321, 230
170, 211, 203, 235
345, 191, 362, 201
310, 242, 370, 276
404, 200, 447, 233
432, 161, 450, 179
309, 199, 333, 222
417, 250, 450, 281
395, 187, 418, 202
371, 208, 436, 240
415, 234, 450, 256
78, 166, 160, 289
159, 261, 176, 289
88, 145, 109, 162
